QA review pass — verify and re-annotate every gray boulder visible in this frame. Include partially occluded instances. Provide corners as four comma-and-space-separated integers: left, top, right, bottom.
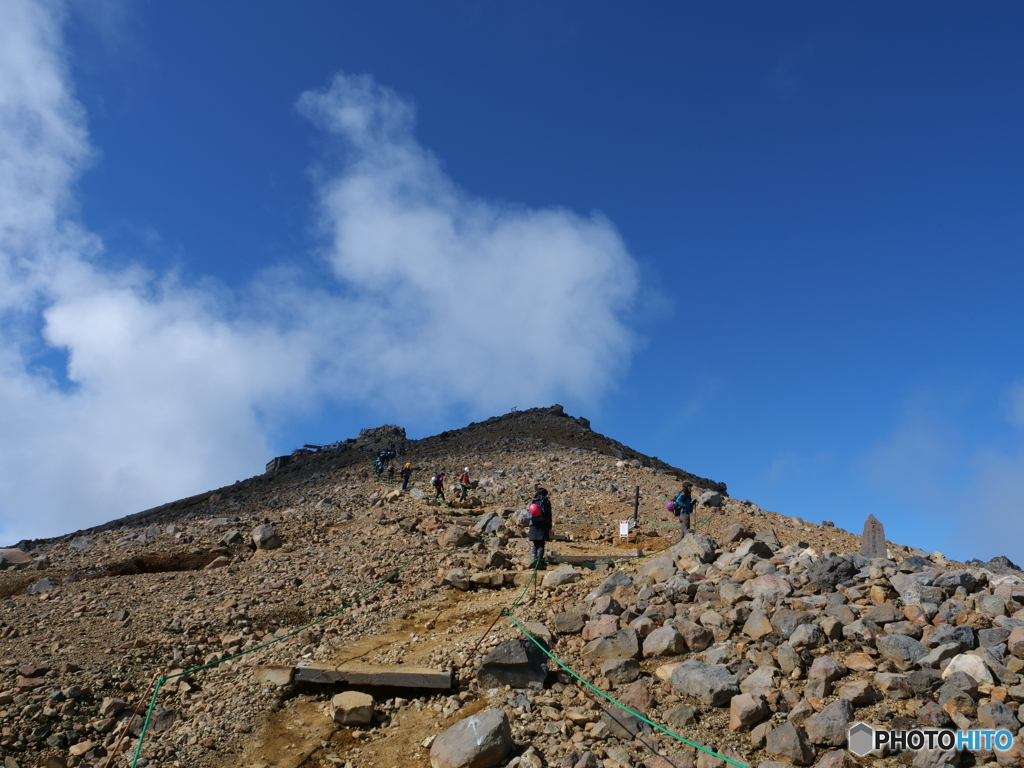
919, 643, 961, 669
740, 666, 778, 695
790, 622, 825, 651
473, 511, 502, 534
429, 709, 513, 768
600, 658, 640, 685
670, 660, 739, 706
805, 556, 858, 592
27, 576, 58, 593
890, 571, 942, 605
477, 640, 548, 688
542, 564, 581, 588
923, 624, 975, 651
598, 706, 651, 740
932, 569, 978, 593
803, 699, 854, 746
734, 539, 774, 560
250, 524, 282, 550
642, 626, 686, 657
221, 529, 244, 547
585, 571, 633, 601
440, 526, 476, 548
661, 573, 697, 603
698, 491, 723, 507
862, 602, 903, 625
669, 533, 718, 564
728, 693, 768, 732
977, 701, 1019, 732
755, 529, 782, 550
765, 721, 815, 765
551, 611, 586, 635
582, 629, 641, 660
876, 634, 927, 671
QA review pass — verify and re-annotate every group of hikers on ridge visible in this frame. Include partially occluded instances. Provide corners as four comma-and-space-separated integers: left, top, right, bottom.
373, 446, 399, 482
378, 459, 473, 501
426, 467, 473, 501
372, 451, 698, 568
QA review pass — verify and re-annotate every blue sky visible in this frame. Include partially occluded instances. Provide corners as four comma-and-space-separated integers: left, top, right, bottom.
2, 1, 1023, 565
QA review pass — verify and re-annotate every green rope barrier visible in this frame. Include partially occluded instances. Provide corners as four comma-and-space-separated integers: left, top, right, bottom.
504, 614, 749, 768
130, 676, 165, 767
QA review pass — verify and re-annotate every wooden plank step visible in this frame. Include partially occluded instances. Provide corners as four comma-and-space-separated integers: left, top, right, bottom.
546, 552, 640, 565
293, 663, 452, 690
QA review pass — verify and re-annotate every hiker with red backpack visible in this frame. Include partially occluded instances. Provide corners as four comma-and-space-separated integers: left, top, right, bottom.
432, 471, 446, 501
528, 487, 553, 569
457, 467, 471, 501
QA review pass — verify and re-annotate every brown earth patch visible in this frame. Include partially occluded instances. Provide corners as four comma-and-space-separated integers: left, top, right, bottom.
100, 549, 233, 577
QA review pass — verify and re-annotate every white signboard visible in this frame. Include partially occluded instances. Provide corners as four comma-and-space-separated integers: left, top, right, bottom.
619, 520, 631, 537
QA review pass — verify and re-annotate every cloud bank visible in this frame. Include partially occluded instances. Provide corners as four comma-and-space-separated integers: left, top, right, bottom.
0, 2, 639, 544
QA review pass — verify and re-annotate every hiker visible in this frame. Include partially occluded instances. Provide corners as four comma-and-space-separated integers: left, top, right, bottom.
432, 471, 446, 500
457, 466, 471, 501
528, 487, 553, 569
671, 482, 695, 539
374, 458, 384, 480
400, 462, 413, 491
386, 463, 395, 482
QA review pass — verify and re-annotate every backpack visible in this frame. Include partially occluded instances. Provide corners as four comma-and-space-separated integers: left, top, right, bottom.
432, 474, 441, 486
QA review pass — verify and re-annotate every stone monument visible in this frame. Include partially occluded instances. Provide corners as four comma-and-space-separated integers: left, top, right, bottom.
860, 514, 886, 559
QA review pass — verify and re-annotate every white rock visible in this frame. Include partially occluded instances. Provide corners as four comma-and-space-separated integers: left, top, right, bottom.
331, 691, 374, 725
941, 653, 995, 692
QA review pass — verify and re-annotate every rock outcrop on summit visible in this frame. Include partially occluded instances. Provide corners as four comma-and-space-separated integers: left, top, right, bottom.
0, 406, 1022, 768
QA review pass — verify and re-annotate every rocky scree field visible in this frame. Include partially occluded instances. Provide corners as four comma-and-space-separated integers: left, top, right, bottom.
0, 406, 1022, 768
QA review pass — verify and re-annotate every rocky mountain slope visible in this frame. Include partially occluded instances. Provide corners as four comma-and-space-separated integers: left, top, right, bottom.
0, 406, 1022, 768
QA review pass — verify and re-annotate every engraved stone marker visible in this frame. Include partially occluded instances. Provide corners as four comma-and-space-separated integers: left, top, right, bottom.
861, 514, 886, 559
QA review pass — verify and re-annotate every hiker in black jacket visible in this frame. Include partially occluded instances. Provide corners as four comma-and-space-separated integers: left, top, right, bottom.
400, 463, 413, 491
528, 488, 553, 569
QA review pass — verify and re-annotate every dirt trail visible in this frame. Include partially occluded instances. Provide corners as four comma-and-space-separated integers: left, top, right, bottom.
217, 579, 534, 768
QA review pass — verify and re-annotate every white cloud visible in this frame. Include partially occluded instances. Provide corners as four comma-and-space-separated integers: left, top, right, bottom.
858, 413, 956, 509
955, 384, 1024, 565
0, 5, 639, 544
957, 451, 1024, 567
1006, 382, 1024, 429
296, 74, 638, 410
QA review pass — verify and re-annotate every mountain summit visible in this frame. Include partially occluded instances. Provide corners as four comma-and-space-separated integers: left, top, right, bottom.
1, 407, 1022, 768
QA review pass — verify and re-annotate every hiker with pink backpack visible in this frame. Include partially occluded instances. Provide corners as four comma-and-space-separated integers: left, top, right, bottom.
528, 487, 553, 569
